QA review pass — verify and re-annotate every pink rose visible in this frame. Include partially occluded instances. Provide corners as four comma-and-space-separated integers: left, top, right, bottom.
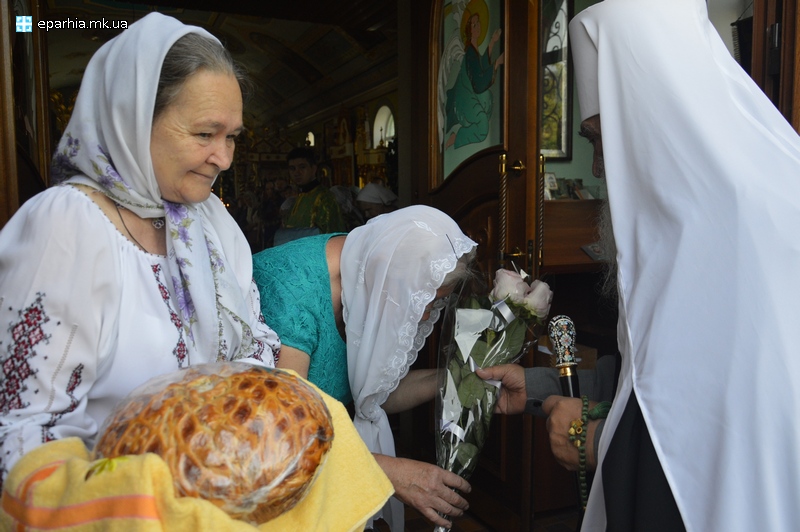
490, 269, 529, 304
523, 279, 553, 318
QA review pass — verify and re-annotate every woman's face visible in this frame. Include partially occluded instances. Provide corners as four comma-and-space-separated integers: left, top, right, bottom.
150, 70, 243, 204
421, 285, 455, 322
469, 15, 481, 43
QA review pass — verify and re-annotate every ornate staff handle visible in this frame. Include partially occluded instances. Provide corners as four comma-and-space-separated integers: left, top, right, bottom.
548, 315, 581, 398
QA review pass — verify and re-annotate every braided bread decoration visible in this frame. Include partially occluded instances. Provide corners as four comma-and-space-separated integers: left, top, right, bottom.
94, 362, 334, 524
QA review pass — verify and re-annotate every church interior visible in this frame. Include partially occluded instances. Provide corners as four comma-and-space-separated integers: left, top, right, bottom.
1, 0, 793, 529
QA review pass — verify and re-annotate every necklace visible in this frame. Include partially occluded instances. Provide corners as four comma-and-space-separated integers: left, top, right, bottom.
115, 202, 165, 229
115, 203, 148, 252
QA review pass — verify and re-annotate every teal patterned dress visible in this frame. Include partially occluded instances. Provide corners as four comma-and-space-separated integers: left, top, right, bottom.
252, 233, 351, 404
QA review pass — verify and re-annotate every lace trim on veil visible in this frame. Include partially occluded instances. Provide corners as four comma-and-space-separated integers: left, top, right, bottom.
361, 234, 475, 421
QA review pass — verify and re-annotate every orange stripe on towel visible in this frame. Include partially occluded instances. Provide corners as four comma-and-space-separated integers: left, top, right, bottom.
2, 463, 161, 530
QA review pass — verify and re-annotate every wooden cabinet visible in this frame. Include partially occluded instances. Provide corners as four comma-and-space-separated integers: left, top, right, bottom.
540, 199, 604, 273
751, 0, 800, 130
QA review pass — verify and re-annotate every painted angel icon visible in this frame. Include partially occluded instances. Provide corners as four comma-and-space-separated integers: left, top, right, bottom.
437, 0, 505, 153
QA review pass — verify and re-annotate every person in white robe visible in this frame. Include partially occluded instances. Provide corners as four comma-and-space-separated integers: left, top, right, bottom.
481, 0, 800, 530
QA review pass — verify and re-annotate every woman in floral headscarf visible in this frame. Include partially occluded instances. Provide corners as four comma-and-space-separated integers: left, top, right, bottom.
253, 205, 477, 530
0, 12, 281, 480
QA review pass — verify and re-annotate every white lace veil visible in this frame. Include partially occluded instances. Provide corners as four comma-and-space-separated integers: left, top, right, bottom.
341, 205, 476, 529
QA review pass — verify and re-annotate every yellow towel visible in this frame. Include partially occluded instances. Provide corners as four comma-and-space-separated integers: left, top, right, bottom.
0, 388, 393, 532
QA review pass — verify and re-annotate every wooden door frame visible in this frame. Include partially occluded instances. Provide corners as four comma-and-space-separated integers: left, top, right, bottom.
791, 1, 800, 129
416, 0, 541, 271
525, 0, 543, 279
411, 1, 542, 529
751, 0, 800, 129
1, 0, 19, 227
1, 0, 51, 228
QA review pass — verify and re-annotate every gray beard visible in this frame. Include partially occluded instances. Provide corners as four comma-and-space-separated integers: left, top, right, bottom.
598, 199, 618, 302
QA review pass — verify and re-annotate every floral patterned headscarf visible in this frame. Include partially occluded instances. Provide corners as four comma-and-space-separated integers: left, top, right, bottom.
51, 12, 279, 364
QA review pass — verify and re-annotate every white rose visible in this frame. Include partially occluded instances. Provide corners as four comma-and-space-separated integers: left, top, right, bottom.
522, 279, 553, 318
491, 269, 528, 304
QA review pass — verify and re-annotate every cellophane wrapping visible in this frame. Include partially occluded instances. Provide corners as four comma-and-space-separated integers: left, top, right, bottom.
93, 362, 334, 525
434, 269, 551, 531
435, 295, 534, 479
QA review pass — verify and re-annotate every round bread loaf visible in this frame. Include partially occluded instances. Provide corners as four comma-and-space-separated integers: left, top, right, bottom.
94, 362, 334, 524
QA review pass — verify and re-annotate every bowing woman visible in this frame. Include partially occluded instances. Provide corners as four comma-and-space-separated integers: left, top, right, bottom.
253, 205, 477, 530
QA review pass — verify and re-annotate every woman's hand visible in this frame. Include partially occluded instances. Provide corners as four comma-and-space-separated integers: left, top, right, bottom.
494, 52, 505, 73
488, 28, 502, 57
476, 364, 527, 414
373, 454, 471, 528
542, 396, 600, 471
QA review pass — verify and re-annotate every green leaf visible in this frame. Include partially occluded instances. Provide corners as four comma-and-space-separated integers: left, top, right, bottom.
455, 442, 479, 467
465, 296, 482, 310
506, 318, 527, 354
467, 338, 489, 367
457, 372, 492, 409
485, 318, 527, 366
485, 328, 496, 347
459, 362, 473, 381
447, 356, 463, 387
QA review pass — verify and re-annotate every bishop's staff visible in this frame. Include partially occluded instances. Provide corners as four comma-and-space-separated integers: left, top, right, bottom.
548, 315, 580, 398
548, 314, 588, 528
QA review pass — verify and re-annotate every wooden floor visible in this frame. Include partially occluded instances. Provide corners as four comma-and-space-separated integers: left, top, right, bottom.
375, 504, 580, 532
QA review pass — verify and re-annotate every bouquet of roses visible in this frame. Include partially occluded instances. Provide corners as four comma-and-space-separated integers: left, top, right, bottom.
434, 268, 553, 494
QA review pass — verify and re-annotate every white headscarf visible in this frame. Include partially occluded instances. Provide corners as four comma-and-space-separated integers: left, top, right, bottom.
341, 205, 476, 529
357, 182, 398, 205
571, 1, 800, 530
50, 12, 280, 365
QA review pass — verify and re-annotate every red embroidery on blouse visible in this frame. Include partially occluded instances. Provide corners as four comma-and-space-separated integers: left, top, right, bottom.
43, 363, 84, 442
2, 294, 49, 414
252, 339, 265, 362
151, 264, 187, 366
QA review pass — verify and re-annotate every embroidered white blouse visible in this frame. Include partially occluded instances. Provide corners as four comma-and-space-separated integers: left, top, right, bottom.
0, 185, 276, 479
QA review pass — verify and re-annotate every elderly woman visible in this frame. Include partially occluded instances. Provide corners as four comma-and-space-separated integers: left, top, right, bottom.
253, 205, 477, 530
0, 13, 391, 530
